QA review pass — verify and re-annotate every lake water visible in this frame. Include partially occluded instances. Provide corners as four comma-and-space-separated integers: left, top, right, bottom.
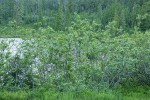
0, 38, 24, 56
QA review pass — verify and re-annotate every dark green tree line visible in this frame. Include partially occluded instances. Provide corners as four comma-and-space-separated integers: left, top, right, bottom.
0, 0, 149, 31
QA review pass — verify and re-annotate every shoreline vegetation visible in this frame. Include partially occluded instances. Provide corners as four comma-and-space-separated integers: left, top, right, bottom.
0, 0, 150, 100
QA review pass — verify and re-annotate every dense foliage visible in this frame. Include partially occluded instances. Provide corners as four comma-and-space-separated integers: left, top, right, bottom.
0, 0, 150, 100
0, 0, 150, 31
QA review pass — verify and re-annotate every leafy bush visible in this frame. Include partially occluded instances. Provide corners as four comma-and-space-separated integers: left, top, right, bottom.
0, 15, 150, 95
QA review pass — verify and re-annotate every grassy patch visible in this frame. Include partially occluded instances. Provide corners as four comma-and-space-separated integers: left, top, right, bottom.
0, 88, 150, 100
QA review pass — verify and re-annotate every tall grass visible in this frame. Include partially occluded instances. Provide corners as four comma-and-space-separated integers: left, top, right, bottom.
0, 88, 150, 100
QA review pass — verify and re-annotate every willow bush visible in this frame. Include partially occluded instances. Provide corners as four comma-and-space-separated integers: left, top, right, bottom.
0, 16, 150, 93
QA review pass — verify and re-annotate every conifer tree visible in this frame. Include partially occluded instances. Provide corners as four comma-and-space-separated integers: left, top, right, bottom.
14, 0, 24, 24
55, 2, 64, 31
